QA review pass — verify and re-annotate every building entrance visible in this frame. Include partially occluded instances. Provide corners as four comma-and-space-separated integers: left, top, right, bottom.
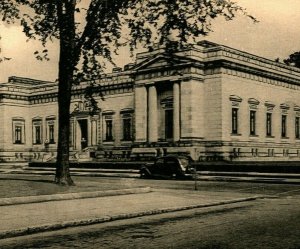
78, 119, 88, 149
165, 109, 173, 139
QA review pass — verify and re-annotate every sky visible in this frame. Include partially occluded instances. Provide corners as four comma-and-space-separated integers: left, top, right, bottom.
0, 0, 300, 83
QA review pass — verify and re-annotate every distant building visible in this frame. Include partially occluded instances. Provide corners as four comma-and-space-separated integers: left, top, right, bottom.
1, 40, 300, 163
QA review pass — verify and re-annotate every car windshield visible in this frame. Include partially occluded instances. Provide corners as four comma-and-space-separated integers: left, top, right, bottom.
178, 158, 189, 168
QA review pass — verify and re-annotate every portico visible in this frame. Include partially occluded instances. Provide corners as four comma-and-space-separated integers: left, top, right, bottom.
69, 99, 100, 151
135, 80, 181, 144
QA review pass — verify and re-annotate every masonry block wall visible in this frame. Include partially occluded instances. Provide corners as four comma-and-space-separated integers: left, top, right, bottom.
221, 69, 300, 160
204, 75, 223, 141
181, 79, 204, 139
1, 41, 300, 162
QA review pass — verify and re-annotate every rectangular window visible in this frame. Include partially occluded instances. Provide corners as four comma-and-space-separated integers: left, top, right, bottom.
32, 120, 42, 144
13, 119, 25, 144
165, 109, 173, 139
232, 108, 238, 134
35, 126, 42, 144
250, 110, 256, 135
49, 124, 55, 143
122, 118, 132, 141
105, 120, 113, 141
281, 115, 287, 137
15, 126, 22, 144
266, 113, 272, 136
296, 117, 300, 139
46, 118, 56, 144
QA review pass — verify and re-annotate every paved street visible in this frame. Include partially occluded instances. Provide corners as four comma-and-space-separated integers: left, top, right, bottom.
1, 193, 300, 249
0, 174, 300, 248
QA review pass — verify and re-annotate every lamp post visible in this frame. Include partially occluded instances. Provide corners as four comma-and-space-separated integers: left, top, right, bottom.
193, 167, 198, 191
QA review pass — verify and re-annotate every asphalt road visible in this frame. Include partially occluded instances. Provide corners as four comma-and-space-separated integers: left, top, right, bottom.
1, 178, 300, 249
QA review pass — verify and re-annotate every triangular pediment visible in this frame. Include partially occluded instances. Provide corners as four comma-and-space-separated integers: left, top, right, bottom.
133, 54, 193, 71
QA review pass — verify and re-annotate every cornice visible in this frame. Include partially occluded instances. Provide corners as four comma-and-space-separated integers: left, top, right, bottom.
1, 81, 133, 104
207, 60, 300, 88
0, 93, 29, 101
204, 45, 300, 76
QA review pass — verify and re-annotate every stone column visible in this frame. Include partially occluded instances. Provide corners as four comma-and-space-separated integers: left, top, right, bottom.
173, 81, 180, 142
91, 117, 97, 146
69, 119, 74, 149
148, 85, 158, 142
87, 118, 92, 147
135, 86, 148, 142
73, 117, 77, 150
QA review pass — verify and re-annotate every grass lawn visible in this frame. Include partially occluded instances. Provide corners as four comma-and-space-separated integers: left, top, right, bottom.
0, 174, 141, 198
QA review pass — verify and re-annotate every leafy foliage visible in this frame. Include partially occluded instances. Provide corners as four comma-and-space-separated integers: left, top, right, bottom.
0, 0, 256, 185
1, 0, 256, 71
284, 52, 300, 68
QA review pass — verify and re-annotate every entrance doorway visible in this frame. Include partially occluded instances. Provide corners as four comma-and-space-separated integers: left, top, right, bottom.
78, 119, 88, 149
165, 109, 173, 140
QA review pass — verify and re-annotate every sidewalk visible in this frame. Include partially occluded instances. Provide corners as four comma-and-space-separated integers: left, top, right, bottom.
2, 166, 300, 184
0, 188, 265, 239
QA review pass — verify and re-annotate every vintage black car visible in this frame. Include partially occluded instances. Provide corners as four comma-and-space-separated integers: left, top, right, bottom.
139, 155, 195, 179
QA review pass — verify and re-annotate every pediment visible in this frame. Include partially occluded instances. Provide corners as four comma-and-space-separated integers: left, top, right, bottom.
134, 54, 193, 72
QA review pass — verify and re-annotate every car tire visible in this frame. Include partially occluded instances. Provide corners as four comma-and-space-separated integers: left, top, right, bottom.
175, 173, 185, 179
140, 169, 150, 179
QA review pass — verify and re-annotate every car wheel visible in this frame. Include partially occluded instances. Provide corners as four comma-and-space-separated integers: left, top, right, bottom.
140, 169, 150, 179
175, 173, 185, 179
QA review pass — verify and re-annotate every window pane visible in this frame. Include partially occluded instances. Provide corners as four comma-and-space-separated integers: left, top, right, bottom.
123, 118, 132, 141
232, 108, 238, 134
49, 124, 55, 143
296, 117, 300, 139
266, 113, 272, 136
250, 110, 256, 135
35, 126, 41, 144
281, 115, 287, 137
15, 126, 22, 144
106, 120, 113, 141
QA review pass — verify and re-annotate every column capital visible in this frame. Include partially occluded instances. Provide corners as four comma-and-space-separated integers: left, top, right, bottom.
146, 82, 156, 87
135, 84, 147, 88
170, 79, 181, 84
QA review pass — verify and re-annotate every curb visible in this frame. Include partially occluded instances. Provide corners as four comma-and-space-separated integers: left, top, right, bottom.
197, 176, 300, 185
0, 170, 140, 178
0, 187, 152, 207
0, 195, 262, 240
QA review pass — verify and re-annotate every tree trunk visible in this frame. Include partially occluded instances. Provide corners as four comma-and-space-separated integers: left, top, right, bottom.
55, 0, 76, 185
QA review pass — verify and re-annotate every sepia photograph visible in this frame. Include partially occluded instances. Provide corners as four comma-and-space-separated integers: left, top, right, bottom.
0, 0, 300, 248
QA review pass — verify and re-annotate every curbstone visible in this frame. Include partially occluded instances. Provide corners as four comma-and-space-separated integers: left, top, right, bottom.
0, 187, 152, 207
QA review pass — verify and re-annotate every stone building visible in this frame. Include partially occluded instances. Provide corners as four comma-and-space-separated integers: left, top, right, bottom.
1, 40, 300, 163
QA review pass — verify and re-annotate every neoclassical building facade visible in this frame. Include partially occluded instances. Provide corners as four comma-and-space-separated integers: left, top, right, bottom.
1, 40, 300, 162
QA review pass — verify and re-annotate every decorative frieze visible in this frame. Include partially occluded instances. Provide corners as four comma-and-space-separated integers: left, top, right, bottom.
222, 63, 300, 90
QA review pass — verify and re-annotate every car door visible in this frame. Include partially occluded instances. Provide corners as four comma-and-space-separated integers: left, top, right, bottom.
153, 158, 165, 176
165, 157, 178, 176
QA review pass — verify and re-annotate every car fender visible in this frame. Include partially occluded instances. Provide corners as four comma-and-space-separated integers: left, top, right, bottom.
140, 166, 152, 178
